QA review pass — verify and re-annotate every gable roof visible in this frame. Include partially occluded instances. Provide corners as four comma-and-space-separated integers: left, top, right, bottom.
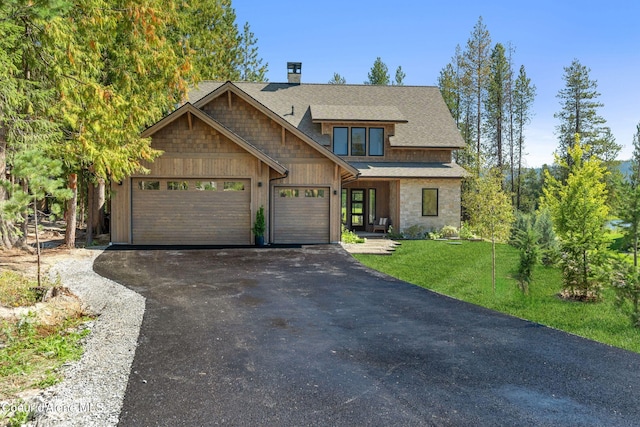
193, 82, 359, 178
188, 82, 465, 149
141, 103, 288, 175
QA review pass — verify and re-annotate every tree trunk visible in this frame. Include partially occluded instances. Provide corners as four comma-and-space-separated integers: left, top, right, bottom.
97, 178, 106, 234
86, 180, 94, 245
33, 194, 42, 287
65, 173, 78, 248
492, 237, 496, 294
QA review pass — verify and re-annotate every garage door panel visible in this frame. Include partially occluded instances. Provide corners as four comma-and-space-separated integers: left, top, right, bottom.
132, 178, 250, 245
274, 187, 330, 244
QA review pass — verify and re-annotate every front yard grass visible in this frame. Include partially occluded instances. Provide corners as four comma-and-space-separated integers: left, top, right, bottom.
354, 240, 640, 354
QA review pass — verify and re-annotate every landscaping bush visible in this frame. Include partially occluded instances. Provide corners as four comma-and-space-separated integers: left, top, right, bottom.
440, 225, 459, 238
341, 225, 365, 244
403, 224, 428, 240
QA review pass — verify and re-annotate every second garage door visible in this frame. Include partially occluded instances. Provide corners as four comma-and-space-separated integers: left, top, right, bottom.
273, 187, 330, 244
132, 178, 251, 245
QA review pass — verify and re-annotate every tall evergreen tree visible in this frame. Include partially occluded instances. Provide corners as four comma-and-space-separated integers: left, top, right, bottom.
365, 57, 390, 85
618, 122, 640, 267
438, 45, 474, 168
238, 22, 268, 82
484, 43, 510, 173
463, 16, 492, 175
0, 0, 68, 248
554, 59, 621, 172
513, 65, 536, 209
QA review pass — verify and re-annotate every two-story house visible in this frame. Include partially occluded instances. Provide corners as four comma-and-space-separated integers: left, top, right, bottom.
109, 63, 467, 245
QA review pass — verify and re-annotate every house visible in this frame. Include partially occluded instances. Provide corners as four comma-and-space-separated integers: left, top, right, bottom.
109, 63, 467, 245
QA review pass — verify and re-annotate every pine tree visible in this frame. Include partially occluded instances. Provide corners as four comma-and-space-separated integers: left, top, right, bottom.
554, 59, 621, 173
238, 22, 268, 82
0, 0, 68, 249
366, 57, 390, 85
513, 65, 536, 209
618, 123, 640, 267
542, 136, 610, 299
463, 16, 492, 175
484, 43, 511, 173
328, 73, 346, 84
394, 66, 405, 86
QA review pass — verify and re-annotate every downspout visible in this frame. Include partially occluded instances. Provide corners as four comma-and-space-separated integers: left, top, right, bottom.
268, 171, 289, 244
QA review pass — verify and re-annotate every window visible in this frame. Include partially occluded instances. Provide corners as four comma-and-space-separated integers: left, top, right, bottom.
422, 189, 438, 216
195, 181, 217, 191
224, 181, 245, 191
351, 127, 366, 156
333, 127, 348, 155
279, 189, 299, 197
341, 189, 347, 224
304, 189, 325, 198
167, 181, 188, 190
368, 188, 376, 224
332, 126, 384, 156
138, 181, 159, 190
369, 128, 384, 156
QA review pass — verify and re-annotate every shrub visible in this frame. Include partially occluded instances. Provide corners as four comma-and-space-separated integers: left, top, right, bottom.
386, 226, 404, 240
513, 227, 540, 294
341, 225, 365, 244
440, 225, 459, 238
459, 222, 477, 240
403, 224, 427, 240
610, 259, 640, 327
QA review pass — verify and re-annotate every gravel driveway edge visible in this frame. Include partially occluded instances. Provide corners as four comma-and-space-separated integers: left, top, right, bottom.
25, 248, 145, 427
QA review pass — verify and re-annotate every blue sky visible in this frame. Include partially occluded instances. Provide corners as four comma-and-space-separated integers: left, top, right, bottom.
233, 0, 640, 167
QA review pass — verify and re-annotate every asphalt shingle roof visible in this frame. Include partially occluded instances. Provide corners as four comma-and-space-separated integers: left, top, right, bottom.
187, 82, 465, 149
349, 162, 468, 178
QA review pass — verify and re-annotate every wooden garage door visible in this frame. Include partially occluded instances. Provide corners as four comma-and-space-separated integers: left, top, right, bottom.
273, 187, 330, 244
132, 178, 250, 245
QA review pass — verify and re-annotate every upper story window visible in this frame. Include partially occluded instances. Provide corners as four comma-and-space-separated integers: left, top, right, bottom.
332, 126, 384, 156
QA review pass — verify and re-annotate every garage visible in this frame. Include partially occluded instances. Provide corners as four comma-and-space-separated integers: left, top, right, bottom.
132, 178, 251, 245
273, 186, 330, 244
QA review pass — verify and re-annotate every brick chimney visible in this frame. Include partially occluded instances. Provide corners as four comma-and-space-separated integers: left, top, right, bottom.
287, 62, 302, 84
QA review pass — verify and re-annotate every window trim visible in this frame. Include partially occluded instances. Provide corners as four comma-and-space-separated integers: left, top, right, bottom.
331, 126, 385, 156
368, 127, 384, 156
422, 188, 438, 217
332, 127, 348, 155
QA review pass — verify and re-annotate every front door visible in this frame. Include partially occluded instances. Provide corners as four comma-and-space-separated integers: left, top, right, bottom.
350, 189, 365, 231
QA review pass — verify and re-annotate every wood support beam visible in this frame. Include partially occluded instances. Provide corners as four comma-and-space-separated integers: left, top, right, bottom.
187, 111, 192, 130
227, 91, 232, 108
282, 127, 286, 146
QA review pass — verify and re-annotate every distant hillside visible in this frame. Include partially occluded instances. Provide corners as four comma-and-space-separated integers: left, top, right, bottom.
618, 160, 632, 177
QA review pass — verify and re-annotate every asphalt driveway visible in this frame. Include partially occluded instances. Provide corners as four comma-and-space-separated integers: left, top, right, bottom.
94, 245, 640, 426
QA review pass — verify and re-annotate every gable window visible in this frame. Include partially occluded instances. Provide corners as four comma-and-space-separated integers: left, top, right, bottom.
333, 127, 348, 155
422, 189, 438, 216
351, 127, 366, 156
369, 128, 384, 156
332, 126, 384, 156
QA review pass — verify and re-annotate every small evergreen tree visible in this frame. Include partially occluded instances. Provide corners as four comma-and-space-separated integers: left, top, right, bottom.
328, 73, 346, 84
542, 135, 610, 299
365, 57, 390, 85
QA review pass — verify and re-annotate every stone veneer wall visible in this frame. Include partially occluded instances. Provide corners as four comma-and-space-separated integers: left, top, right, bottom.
399, 178, 461, 232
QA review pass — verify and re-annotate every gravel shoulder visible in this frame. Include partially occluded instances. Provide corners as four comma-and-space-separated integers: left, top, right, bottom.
22, 248, 145, 427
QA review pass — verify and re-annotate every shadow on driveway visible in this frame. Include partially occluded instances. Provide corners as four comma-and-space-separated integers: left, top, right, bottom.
94, 245, 640, 426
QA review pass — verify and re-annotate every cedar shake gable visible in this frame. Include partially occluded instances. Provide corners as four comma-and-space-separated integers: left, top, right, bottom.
192, 81, 359, 179
141, 102, 288, 175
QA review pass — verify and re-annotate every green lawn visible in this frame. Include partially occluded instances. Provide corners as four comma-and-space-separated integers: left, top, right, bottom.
354, 240, 640, 354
